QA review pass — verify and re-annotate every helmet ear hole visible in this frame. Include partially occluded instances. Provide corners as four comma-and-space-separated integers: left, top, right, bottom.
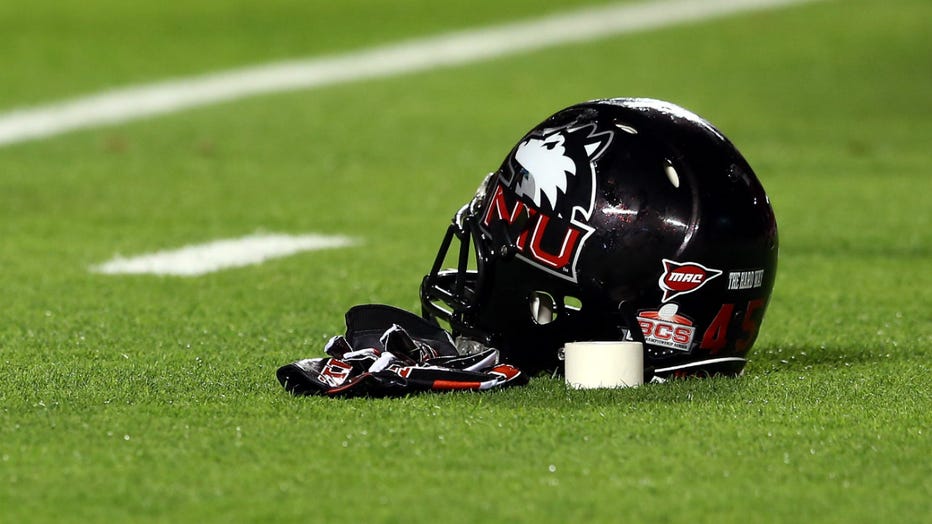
529, 291, 557, 325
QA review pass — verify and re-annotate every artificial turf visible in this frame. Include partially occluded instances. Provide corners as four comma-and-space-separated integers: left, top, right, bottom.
0, 0, 929, 522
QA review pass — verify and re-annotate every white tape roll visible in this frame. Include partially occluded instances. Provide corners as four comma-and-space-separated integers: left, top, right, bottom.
564, 341, 644, 389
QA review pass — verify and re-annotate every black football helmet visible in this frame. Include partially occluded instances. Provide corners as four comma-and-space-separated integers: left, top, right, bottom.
421, 98, 778, 378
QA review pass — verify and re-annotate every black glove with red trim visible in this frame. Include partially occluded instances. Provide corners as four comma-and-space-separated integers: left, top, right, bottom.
276, 304, 528, 398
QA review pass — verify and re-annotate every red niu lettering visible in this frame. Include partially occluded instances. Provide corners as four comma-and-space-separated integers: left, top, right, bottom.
483, 185, 527, 226
528, 214, 581, 268
483, 184, 582, 270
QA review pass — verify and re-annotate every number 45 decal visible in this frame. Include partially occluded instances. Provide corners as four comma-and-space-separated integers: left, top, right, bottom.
700, 299, 766, 353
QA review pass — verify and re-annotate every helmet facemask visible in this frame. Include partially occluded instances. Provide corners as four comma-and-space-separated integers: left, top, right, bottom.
421, 188, 643, 375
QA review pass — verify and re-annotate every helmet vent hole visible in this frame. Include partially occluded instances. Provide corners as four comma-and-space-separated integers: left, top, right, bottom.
564, 295, 583, 311
529, 291, 557, 325
664, 161, 680, 189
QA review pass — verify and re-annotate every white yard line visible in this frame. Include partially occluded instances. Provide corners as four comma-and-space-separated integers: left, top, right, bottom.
0, 0, 817, 147
91, 233, 358, 276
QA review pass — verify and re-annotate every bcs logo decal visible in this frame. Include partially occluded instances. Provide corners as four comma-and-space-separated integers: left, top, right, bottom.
638, 303, 696, 352
659, 259, 722, 302
481, 123, 613, 282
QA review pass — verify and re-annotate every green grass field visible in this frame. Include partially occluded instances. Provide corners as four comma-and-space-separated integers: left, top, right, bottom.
1, 0, 930, 522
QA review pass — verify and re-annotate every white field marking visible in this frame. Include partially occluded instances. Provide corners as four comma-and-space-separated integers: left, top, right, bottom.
91, 233, 358, 276
0, 0, 818, 148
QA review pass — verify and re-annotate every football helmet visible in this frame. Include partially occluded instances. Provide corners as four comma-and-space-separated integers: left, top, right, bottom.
421, 98, 778, 378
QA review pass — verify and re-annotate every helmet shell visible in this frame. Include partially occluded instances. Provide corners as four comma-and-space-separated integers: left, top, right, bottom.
422, 98, 778, 377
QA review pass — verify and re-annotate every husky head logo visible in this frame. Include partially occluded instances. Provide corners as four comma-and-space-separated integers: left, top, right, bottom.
514, 132, 577, 209
510, 125, 611, 215
480, 122, 613, 282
